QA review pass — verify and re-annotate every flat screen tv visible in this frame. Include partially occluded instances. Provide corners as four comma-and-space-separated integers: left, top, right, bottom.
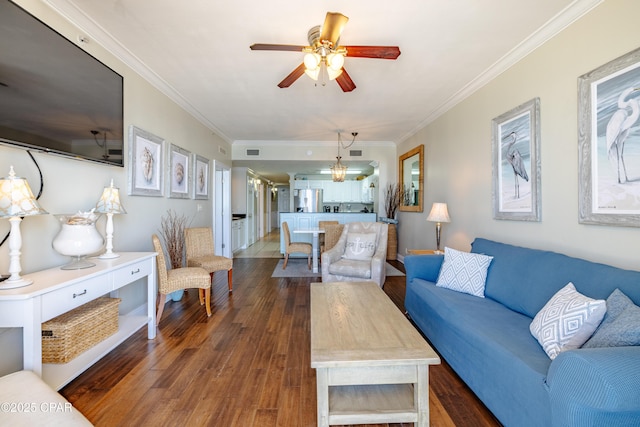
0, 0, 124, 167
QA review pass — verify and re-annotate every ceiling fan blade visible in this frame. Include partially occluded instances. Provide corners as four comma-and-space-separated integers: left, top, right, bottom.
278, 63, 306, 88
250, 43, 306, 52
335, 68, 356, 92
320, 12, 349, 46
343, 46, 401, 60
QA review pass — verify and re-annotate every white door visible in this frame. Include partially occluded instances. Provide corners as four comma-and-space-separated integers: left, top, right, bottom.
214, 161, 232, 258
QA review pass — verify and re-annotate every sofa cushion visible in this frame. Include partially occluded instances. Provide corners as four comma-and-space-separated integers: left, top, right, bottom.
343, 232, 376, 261
530, 283, 606, 359
328, 258, 371, 279
582, 288, 640, 348
436, 247, 493, 297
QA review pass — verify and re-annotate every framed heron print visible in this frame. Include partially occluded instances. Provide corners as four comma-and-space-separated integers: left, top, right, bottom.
578, 47, 640, 227
492, 97, 541, 221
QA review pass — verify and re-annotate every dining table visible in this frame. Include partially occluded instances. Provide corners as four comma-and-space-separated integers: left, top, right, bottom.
292, 227, 325, 273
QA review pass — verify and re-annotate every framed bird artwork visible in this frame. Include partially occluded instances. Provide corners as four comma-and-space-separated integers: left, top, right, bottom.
579, 46, 640, 227
492, 97, 541, 221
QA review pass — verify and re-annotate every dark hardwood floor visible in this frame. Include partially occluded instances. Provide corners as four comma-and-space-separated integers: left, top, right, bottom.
61, 237, 501, 426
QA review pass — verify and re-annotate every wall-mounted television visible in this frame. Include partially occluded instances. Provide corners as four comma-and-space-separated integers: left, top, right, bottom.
0, 0, 124, 167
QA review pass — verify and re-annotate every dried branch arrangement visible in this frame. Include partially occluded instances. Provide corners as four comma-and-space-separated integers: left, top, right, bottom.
159, 209, 190, 269
384, 183, 401, 219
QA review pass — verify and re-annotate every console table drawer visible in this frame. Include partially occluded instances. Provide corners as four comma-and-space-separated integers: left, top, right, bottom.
112, 260, 152, 287
41, 276, 112, 321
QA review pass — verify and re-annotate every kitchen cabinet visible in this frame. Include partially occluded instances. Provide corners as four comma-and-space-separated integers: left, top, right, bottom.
321, 181, 362, 203
232, 219, 246, 253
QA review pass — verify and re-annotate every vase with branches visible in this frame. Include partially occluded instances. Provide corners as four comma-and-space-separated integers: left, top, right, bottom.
159, 210, 190, 300
159, 209, 190, 269
382, 183, 401, 222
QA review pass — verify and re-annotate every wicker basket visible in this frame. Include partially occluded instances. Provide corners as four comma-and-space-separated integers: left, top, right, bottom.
42, 297, 120, 364
386, 223, 397, 260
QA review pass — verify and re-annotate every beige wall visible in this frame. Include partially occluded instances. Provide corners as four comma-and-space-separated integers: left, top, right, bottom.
397, 0, 640, 271
1, 0, 232, 276
0, 0, 231, 373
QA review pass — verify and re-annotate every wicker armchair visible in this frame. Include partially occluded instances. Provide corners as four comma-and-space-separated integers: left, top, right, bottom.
152, 234, 212, 325
282, 221, 312, 270
185, 227, 233, 293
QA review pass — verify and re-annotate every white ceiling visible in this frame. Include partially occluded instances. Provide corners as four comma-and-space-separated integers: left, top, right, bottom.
44, 0, 600, 182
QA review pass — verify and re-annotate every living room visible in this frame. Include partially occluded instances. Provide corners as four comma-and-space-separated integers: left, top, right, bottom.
1, 0, 639, 425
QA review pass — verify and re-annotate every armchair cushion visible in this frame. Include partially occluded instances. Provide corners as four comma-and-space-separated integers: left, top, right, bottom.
328, 258, 372, 279
343, 232, 377, 261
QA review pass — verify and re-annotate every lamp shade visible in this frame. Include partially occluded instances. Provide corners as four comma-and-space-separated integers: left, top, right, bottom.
426, 202, 450, 223
95, 180, 126, 214
0, 166, 48, 217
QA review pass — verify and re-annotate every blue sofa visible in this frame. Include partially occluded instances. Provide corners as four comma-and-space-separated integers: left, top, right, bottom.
404, 238, 640, 427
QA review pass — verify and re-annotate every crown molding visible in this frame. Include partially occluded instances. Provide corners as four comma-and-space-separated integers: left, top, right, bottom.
398, 0, 604, 144
43, 0, 232, 143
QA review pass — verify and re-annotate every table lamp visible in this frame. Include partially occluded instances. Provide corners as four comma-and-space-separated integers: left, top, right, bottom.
426, 202, 450, 254
95, 179, 126, 259
0, 166, 48, 289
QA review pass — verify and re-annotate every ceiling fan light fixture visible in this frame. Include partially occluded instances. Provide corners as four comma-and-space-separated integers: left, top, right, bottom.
326, 53, 344, 71
304, 52, 321, 70
304, 67, 320, 81
326, 66, 343, 81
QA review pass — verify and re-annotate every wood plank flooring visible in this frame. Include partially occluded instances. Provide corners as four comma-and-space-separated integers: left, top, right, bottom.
61, 240, 501, 426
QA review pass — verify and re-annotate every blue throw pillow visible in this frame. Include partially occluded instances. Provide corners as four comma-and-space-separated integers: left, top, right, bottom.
582, 288, 640, 348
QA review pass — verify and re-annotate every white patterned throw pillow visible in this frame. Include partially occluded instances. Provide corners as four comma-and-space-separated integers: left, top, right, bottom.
435, 247, 493, 297
342, 232, 377, 261
530, 283, 606, 360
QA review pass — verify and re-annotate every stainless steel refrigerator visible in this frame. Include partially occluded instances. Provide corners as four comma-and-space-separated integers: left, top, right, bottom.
294, 188, 323, 212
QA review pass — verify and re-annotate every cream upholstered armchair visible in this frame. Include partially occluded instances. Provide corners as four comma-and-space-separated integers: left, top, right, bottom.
321, 222, 389, 288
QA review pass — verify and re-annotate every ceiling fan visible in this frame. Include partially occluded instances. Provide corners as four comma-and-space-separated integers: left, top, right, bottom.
250, 12, 401, 92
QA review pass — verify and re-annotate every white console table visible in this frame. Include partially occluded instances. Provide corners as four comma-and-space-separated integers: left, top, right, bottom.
0, 252, 157, 390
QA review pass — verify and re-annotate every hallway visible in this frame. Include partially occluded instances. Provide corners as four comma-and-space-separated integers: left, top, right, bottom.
234, 228, 282, 258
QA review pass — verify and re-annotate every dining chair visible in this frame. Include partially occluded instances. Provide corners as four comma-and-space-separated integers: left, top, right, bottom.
185, 227, 233, 293
322, 223, 345, 253
152, 234, 212, 325
318, 220, 339, 254
281, 221, 312, 270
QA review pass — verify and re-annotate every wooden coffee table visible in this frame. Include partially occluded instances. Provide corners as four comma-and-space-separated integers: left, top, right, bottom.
310, 281, 440, 426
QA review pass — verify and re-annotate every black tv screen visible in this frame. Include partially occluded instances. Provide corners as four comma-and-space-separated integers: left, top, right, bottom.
0, 0, 124, 166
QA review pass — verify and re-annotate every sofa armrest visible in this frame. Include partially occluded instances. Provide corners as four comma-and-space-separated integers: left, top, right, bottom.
547, 347, 640, 426
0, 370, 92, 426
404, 254, 444, 284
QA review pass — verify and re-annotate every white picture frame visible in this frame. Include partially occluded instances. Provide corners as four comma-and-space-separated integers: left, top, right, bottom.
192, 154, 210, 200
168, 143, 190, 199
128, 125, 164, 197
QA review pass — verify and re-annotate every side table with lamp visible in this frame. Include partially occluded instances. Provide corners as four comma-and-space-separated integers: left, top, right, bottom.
408, 202, 451, 255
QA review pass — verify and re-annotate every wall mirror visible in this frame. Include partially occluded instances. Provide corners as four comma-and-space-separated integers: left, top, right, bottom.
399, 144, 424, 212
